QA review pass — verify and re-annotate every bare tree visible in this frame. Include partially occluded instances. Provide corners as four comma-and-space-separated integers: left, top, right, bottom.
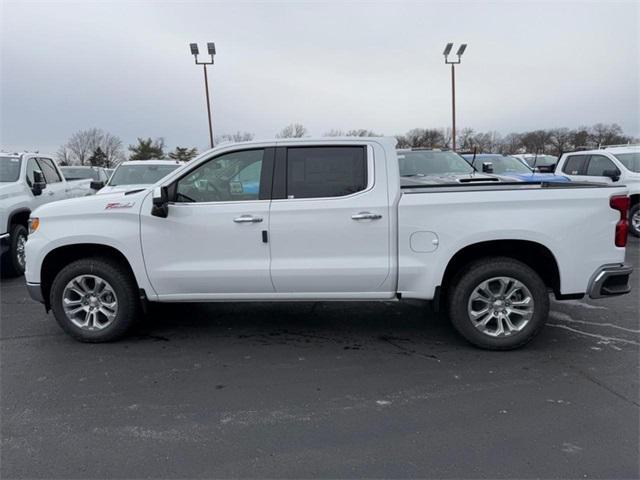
324, 129, 345, 137
548, 128, 573, 156
217, 131, 255, 143
276, 123, 307, 138
589, 123, 629, 147
66, 128, 103, 165
394, 135, 411, 148
102, 132, 125, 166
55, 145, 72, 166
457, 128, 476, 151
500, 133, 523, 154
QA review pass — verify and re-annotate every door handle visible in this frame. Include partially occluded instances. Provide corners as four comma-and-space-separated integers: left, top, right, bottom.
351, 212, 382, 221
233, 215, 263, 224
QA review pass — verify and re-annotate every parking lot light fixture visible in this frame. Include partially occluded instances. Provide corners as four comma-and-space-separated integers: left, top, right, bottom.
189, 42, 216, 149
443, 42, 468, 151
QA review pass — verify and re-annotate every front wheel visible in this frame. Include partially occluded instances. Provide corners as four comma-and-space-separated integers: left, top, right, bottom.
50, 257, 139, 342
447, 257, 550, 350
2, 224, 28, 277
629, 203, 640, 238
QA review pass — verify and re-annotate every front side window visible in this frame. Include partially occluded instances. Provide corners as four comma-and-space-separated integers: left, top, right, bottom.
586, 155, 618, 176
39, 158, 62, 183
286, 147, 367, 199
176, 149, 264, 203
562, 155, 588, 175
25, 158, 43, 186
613, 152, 640, 173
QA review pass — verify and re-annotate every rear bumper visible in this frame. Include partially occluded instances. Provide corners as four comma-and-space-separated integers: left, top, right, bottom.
588, 264, 633, 299
26, 282, 45, 304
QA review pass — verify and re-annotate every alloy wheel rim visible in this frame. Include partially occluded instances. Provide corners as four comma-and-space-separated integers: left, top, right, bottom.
632, 210, 640, 232
62, 275, 118, 330
467, 276, 535, 337
16, 233, 27, 269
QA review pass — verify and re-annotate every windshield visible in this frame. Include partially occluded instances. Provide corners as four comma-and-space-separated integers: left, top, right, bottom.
61, 167, 100, 180
481, 156, 532, 174
614, 152, 640, 173
108, 164, 179, 186
398, 151, 474, 176
524, 155, 557, 167
0, 156, 22, 182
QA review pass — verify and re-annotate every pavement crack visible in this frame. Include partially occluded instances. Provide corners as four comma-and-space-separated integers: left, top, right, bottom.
571, 365, 640, 408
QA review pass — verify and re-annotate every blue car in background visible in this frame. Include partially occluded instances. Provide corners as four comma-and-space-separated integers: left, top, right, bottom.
461, 153, 570, 183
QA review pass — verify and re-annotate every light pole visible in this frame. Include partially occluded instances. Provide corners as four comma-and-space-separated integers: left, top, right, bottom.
189, 42, 216, 148
443, 42, 467, 151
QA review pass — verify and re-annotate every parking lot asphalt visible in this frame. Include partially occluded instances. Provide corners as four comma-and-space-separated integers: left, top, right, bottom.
1, 239, 638, 479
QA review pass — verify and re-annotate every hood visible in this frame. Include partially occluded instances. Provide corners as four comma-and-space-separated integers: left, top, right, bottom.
400, 173, 502, 186
97, 184, 151, 195
32, 189, 148, 219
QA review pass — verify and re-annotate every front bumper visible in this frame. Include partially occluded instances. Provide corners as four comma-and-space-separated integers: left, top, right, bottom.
588, 264, 633, 299
26, 282, 45, 304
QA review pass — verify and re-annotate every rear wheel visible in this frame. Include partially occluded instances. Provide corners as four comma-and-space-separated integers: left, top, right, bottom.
2, 224, 28, 277
447, 257, 549, 350
50, 257, 139, 342
629, 203, 640, 238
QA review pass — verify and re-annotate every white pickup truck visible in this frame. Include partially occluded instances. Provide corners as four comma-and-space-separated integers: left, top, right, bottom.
555, 145, 640, 237
1, 153, 93, 276
24, 138, 633, 349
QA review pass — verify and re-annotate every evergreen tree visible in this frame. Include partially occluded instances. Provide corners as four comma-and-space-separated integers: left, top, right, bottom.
168, 147, 198, 161
128, 137, 166, 160
88, 147, 109, 167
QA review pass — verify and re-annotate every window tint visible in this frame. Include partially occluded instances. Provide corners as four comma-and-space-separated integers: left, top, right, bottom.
39, 158, 62, 183
286, 147, 367, 199
586, 155, 618, 176
176, 149, 264, 203
562, 155, 588, 175
25, 158, 43, 186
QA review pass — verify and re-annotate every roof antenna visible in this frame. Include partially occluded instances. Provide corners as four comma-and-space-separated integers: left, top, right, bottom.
531, 148, 539, 176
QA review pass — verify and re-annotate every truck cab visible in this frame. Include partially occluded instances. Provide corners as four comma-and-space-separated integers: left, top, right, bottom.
555, 145, 640, 236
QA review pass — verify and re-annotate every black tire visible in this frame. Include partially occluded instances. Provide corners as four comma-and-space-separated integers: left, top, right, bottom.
447, 257, 550, 350
629, 203, 640, 238
50, 257, 139, 342
1, 224, 28, 277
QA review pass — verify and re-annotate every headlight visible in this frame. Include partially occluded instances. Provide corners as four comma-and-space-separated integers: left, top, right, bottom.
28, 217, 40, 234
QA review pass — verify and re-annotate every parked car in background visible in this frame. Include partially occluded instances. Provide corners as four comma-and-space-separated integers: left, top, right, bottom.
397, 149, 506, 185
555, 145, 640, 237
461, 153, 570, 183
513, 154, 559, 173
25, 138, 632, 350
105, 168, 114, 178
60, 166, 111, 192
97, 160, 182, 194
1, 153, 93, 276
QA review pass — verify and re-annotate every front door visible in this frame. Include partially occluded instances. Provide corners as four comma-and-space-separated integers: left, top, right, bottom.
268, 145, 391, 294
140, 148, 275, 298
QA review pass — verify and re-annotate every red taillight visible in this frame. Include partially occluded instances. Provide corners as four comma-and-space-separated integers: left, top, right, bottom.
610, 195, 630, 247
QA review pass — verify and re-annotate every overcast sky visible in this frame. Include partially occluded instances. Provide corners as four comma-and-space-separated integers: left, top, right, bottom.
1, 0, 638, 154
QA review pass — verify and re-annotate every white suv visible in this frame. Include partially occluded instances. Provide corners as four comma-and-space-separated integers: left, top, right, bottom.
555, 145, 640, 237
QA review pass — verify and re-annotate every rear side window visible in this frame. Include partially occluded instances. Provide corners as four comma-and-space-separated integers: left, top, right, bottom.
38, 158, 62, 183
586, 155, 618, 176
286, 147, 367, 199
562, 155, 588, 175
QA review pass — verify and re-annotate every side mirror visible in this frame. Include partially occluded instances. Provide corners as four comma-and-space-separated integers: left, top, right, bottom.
90, 180, 105, 190
482, 162, 494, 174
31, 170, 46, 196
151, 186, 169, 218
603, 169, 621, 182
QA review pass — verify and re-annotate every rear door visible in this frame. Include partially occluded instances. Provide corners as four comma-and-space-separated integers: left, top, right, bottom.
560, 154, 590, 181
268, 145, 391, 295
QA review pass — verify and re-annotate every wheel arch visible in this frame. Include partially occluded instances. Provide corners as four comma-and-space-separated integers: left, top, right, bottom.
440, 239, 561, 298
40, 243, 140, 309
7, 208, 31, 231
